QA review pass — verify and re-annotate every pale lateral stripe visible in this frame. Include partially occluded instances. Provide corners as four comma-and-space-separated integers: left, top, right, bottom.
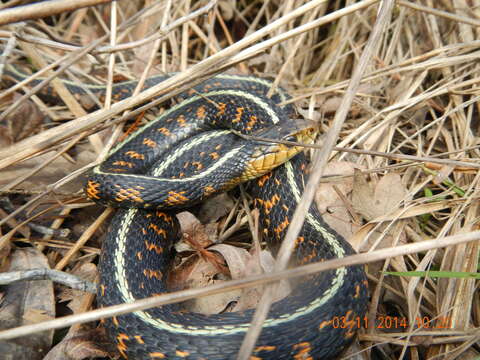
284, 161, 346, 257
112, 160, 349, 335
95, 145, 242, 183
151, 130, 231, 176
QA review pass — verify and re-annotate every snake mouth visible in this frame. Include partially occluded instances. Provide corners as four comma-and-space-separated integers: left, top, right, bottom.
240, 120, 318, 180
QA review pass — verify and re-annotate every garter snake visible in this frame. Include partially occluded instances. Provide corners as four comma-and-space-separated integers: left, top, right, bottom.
5, 65, 369, 359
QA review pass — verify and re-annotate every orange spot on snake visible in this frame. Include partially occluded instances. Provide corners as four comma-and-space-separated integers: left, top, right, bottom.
217, 102, 226, 116
165, 191, 188, 206
143, 269, 163, 280
274, 215, 289, 235
196, 106, 206, 119
124, 150, 145, 160
175, 350, 190, 357
134, 335, 144, 344
149, 352, 166, 358
292, 342, 312, 360
176, 114, 186, 127
233, 106, 244, 123
116, 333, 129, 359
157, 127, 171, 136
191, 161, 203, 170
257, 173, 272, 187
148, 223, 167, 238
114, 186, 144, 203
156, 211, 174, 223
246, 115, 257, 131
256, 194, 280, 214
86, 180, 101, 200
254, 345, 276, 352
144, 240, 164, 254
143, 138, 157, 148
203, 186, 216, 197
112, 161, 134, 168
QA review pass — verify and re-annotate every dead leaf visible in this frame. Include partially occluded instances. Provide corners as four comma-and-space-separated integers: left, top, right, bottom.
175, 211, 217, 252
232, 250, 291, 312
352, 171, 407, 221
316, 161, 362, 241
180, 254, 241, 315
196, 194, 234, 224
210, 244, 252, 279
0, 146, 95, 194
3, 93, 44, 144
0, 248, 55, 360
351, 170, 376, 220
43, 328, 110, 360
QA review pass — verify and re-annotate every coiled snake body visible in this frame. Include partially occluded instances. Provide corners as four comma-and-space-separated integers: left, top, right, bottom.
6, 66, 369, 359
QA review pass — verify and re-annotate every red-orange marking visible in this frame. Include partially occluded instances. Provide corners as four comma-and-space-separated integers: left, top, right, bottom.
191, 161, 203, 170
274, 216, 290, 236
144, 239, 163, 254
156, 211, 173, 223
246, 115, 257, 130
203, 186, 216, 196
149, 352, 166, 358
134, 335, 144, 344
292, 342, 312, 360
196, 106, 206, 119
175, 350, 190, 357
125, 150, 145, 160
143, 269, 163, 280
114, 186, 144, 203
233, 107, 244, 123
257, 173, 272, 187
85, 180, 101, 200
217, 102, 226, 116
117, 333, 129, 359
254, 345, 276, 352
148, 223, 167, 238
157, 127, 171, 136
112, 160, 134, 168
256, 194, 280, 214
165, 191, 188, 206
176, 114, 186, 127
143, 138, 157, 147
209, 152, 220, 160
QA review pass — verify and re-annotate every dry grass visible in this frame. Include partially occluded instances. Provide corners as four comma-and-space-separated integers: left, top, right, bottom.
0, 0, 479, 359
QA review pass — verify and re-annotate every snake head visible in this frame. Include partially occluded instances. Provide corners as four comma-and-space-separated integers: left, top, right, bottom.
240, 119, 318, 180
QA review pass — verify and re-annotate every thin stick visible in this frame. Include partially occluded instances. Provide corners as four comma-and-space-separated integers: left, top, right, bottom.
0, 268, 96, 293
0, 0, 113, 26
54, 208, 113, 271
397, 0, 480, 27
